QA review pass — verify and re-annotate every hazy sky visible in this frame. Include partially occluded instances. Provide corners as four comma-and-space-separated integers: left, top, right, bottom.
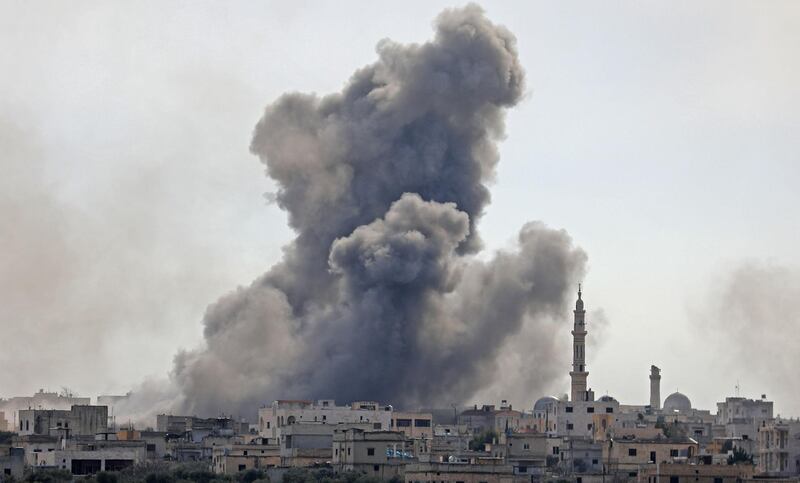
1, 1, 798, 416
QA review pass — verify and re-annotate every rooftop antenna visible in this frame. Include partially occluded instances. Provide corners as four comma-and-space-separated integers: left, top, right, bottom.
735, 381, 740, 397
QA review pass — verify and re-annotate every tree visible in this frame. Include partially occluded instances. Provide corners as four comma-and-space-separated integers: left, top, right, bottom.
468, 430, 498, 451
728, 447, 754, 465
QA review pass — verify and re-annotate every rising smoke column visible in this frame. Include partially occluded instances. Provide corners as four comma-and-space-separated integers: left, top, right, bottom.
168, 4, 587, 417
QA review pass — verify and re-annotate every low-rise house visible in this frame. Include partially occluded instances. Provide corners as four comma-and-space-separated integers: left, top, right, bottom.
501, 432, 547, 477
604, 435, 699, 480
558, 437, 604, 476
640, 462, 755, 483
259, 400, 393, 440
212, 440, 280, 475
18, 405, 107, 437
280, 423, 334, 467
392, 412, 433, 440
333, 428, 410, 479
117, 429, 168, 460
12, 434, 59, 467
757, 419, 800, 476
404, 461, 514, 483
0, 448, 24, 480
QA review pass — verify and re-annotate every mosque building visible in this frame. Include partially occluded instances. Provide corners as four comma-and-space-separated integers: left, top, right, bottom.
531, 287, 712, 440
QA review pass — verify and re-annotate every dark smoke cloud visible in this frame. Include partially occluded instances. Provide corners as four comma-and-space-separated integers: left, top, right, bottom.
154, 4, 586, 418
699, 262, 800, 416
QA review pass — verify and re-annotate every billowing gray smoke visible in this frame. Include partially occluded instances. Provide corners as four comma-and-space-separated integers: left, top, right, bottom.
165, 4, 587, 417
700, 263, 800, 416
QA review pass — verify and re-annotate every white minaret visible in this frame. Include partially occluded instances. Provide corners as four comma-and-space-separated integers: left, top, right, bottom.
570, 285, 592, 402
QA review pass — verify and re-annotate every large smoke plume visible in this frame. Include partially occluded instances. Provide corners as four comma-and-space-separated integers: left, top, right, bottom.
156, 4, 587, 417
699, 263, 800, 416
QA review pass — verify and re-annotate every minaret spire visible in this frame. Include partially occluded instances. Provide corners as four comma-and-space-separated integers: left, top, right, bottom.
570, 285, 592, 402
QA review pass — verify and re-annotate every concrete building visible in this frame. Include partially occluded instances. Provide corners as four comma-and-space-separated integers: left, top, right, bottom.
279, 422, 335, 467
0, 390, 90, 431
556, 437, 604, 477
259, 400, 392, 439
18, 436, 147, 475
116, 429, 168, 460
640, 462, 755, 483
717, 397, 773, 427
501, 432, 547, 476
427, 426, 471, 462
458, 401, 526, 436
459, 405, 499, 435
212, 441, 280, 475
757, 419, 800, 476
0, 412, 8, 432
0, 448, 24, 480
391, 411, 433, 440
333, 428, 410, 478
12, 434, 59, 467
55, 445, 145, 475
156, 414, 240, 441
18, 405, 107, 437
716, 396, 774, 450
532, 396, 560, 435
604, 435, 699, 479
404, 461, 514, 483
556, 396, 620, 440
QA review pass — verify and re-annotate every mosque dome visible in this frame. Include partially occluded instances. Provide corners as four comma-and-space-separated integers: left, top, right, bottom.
663, 392, 692, 413
533, 396, 558, 411
597, 395, 617, 403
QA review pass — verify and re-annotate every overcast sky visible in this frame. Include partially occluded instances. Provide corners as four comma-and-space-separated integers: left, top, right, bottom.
1, 1, 798, 416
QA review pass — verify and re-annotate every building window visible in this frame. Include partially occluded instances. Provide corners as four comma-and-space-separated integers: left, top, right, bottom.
629, 448, 637, 456
553, 447, 560, 455
567, 424, 574, 430
523, 443, 530, 450
714, 479, 722, 483
629, 473, 637, 478
243, 451, 248, 456
267, 421, 270, 429
592, 459, 598, 465
519, 466, 527, 473
396, 419, 412, 427
587, 407, 595, 413
368, 448, 375, 456
566, 407, 574, 413
323, 415, 327, 422
670, 477, 679, 483
347, 448, 351, 455
373, 465, 380, 472
606, 407, 614, 413
239, 465, 246, 471
670, 449, 679, 457
414, 419, 431, 427
373, 423, 382, 430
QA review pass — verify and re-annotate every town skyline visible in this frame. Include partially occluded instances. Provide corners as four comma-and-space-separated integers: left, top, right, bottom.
1, 1, 798, 420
